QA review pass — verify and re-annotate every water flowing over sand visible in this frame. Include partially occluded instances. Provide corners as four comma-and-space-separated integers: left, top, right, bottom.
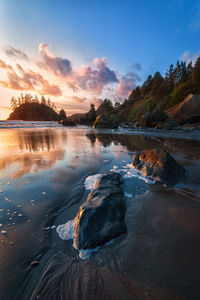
0, 121, 200, 300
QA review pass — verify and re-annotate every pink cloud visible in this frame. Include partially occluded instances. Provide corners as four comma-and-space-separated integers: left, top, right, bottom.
71, 57, 118, 94
0, 60, 61, 96
116, 72, 140, 99
39, 43, 72, 77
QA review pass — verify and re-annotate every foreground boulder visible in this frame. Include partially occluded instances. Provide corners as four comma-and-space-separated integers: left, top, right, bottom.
74, 172, 126, 250
132, 149, 185, 185
170, 94, 200, 125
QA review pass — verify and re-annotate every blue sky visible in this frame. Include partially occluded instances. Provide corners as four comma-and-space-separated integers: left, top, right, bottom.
0, 0, 200, 118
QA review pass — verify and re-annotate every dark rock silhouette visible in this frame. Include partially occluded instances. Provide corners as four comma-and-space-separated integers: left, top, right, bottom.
93, 113, 119, 129
8, 102, 60, 121
139, 110, 168, 127
69, 104, 96, 125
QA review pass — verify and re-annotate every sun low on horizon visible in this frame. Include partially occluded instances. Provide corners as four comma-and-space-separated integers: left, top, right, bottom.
1, 0, 200, 120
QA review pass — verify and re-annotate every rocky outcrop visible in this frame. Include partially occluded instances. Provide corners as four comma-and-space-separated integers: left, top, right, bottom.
69, 104, 96, 125
59, 119, 76, 126
170, 94, 200, 125
139, 110, 168, 127
132, 149, 185, 185
73, 172, 126, 250
93, 113, 119, 129
8, 102, 60, 121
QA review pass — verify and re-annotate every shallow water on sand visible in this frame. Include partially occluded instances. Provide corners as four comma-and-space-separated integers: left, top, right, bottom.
0, 121, 200, 300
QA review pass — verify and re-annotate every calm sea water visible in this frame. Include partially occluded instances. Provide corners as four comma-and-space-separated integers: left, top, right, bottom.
0, 121, 200, 300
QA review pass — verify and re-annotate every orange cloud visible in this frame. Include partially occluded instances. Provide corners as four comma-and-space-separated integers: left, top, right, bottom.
0, 60, 61, 96
72, 95, 87, 104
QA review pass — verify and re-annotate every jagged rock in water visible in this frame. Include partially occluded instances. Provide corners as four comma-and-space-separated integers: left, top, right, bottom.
74, 172, 126, 250
132, 149, 185, 185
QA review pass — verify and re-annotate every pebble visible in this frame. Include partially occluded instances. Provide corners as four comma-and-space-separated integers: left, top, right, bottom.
5, 197, 11, 202
41, 192, 46, 195
1, 230, 7, 234
31, 260, 39, 267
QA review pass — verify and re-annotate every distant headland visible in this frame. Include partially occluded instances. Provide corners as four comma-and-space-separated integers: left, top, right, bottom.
8, 57, 200, 130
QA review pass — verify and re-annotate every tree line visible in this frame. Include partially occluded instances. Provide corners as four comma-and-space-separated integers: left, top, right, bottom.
99, 57, 200, 123
11, 94, 58, 112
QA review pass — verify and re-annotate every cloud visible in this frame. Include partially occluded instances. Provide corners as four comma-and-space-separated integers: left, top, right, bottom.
0, 59, 13, 72
90, 97, 103, 107
4, 46, 29, 61
116, 72, 140, 99
175, 2, 200, 34
71, 57, 118, 94
72, 95, 87, 104
188, 2, 200, 33
38, 44, 119, 96
0, 60, 61, 96
180, 50, 200, 64
39, 43, 72, 77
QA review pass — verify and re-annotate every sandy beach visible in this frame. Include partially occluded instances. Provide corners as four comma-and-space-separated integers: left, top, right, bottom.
0, 122, 200, 300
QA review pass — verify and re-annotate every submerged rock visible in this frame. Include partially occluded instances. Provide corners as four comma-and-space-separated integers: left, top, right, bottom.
74, 172, 126, 250
132, 149, 185, 185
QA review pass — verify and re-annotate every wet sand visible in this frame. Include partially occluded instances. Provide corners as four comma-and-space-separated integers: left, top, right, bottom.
0, 123, 200, 300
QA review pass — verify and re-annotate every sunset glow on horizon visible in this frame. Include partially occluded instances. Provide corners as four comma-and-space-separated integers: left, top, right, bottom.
1, 0, 200, 119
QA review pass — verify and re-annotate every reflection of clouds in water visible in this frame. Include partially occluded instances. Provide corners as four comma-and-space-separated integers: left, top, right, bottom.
0, 150, 65, 179
0, 129, 68, 178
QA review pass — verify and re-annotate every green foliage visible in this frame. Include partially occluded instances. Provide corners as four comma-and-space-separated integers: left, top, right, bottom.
169, 79, 200, 108
129, 98, 157, 120
96, 99, 113, 115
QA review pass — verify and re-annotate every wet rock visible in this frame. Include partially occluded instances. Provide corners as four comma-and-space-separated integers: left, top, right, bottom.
132, 149, 185, 185
74, 172, 126, 250
31, 260, 39, 267
139, 110, 168, 128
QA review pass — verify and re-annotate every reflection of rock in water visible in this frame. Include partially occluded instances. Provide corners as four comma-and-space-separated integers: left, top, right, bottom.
86, 133, 96, 147
87, 133, 200, 159
88, 133, 160, 150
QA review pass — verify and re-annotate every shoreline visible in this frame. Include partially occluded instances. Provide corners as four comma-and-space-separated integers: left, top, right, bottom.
0, 124, 200, 299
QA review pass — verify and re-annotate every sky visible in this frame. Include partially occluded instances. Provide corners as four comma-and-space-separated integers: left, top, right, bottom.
0, 0, 200, 119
